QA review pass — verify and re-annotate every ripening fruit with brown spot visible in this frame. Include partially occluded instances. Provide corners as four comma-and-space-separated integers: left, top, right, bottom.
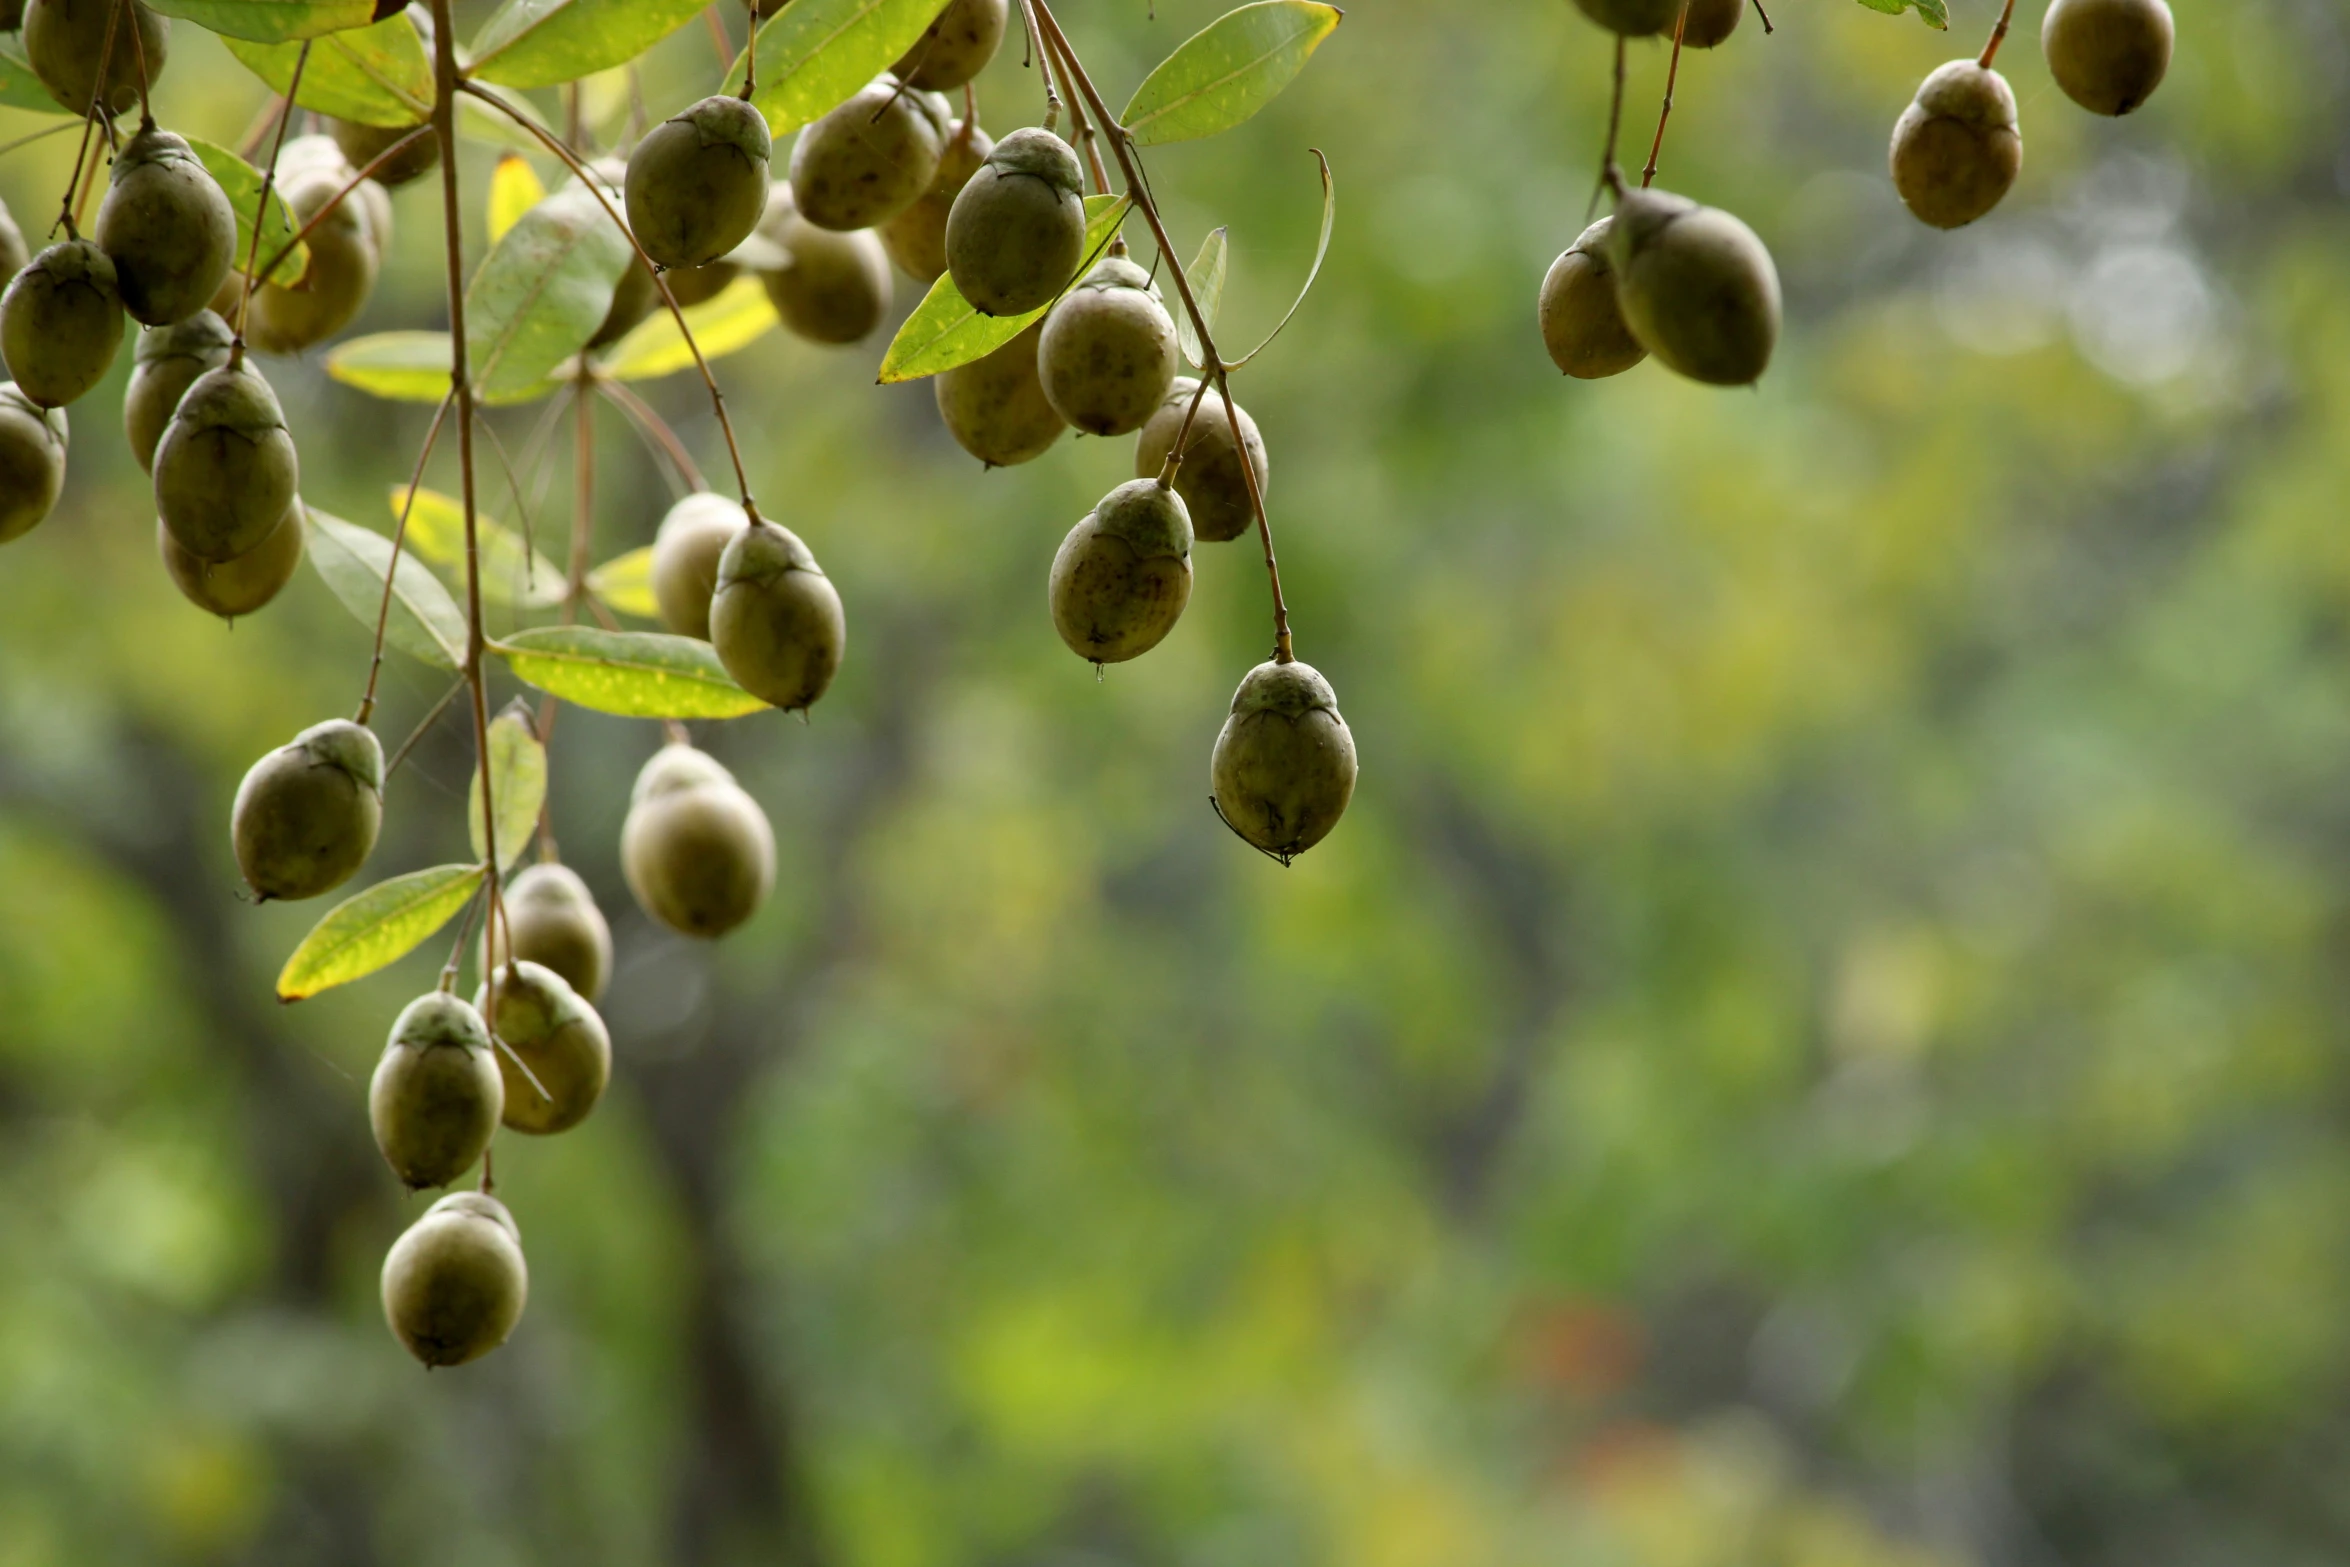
1039, 255, 1179, 437
1681, 0, 1743, 48
710, 519, 846, 712
890, 0, 1007, 90
0, 195, 28, 285
880, 118, 989, 283
1891, 61, 2021, 230
1607, 186, 1780, 387
1, 238, 123, 408
370, 991, 503, 1191
381, 1191, 528, 1369
158, 498, 303, 619
787, 75, 949, 232
1133, 377, 1268, 544
97, 126, 236, 327
1050, 478, 1193, 665
1210, 659, 1357, 864
757, 185, 892, 344
484, 862, 612, 1005
934, 318, 1065, 467
945, 126, 1086, 317
1538, 215, 1646, 380
1570, 0, 1679, 37
331, 117, 438, 188
239, 166, 379, 354
0, 383, 66, 544
23, 0, 168, 117
2042, 0, 2172, 117
230, 717, 382, 901
627, 94, 772, 269
477, 961, 609, 1137
651, 491, 746, 640
621, 744, 776, 939
124, 308, 230, 471
154, 361, 299, 561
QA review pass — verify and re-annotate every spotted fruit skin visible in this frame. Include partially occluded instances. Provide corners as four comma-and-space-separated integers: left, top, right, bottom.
1049, 479, 1194, 665
757, 186, 892, 345
935, 320, 1065, 468
881, 120, 991, 284
787, 77, 949, 233
1038, 256, 1180, 438
381, 1191, 529, 1368
943, 127, 1086, 318
890, 0, 1007, 91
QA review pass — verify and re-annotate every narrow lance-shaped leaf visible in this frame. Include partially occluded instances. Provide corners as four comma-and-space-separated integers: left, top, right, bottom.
494, 628, 770, 720
586, 547, 659, 619
1853, 0, 1948, 26
303, 505, 468, 670
276, 863, 486, 1002
468, 0, 709, 90
326, 331, 453, 402
223, 11, 431, 127
1120, 2, 1343, 149
387, 484, 565, 608
145, 0, 388, 44
602, 275, 779, 382
465, 183, 631, 402
468, 704, 547, 872
728, 0, 948, 136
184, 135, 309, 288
879, 194, 1129, 385
1227, 149, 1333, 370
487, 154, 545, 245
1177, 227, 1229, 371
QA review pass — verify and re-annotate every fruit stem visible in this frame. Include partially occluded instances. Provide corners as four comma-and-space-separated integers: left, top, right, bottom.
1157, 372, 1214, 488
597, 375, 707, 495
250, 127, 434, 289
1015, 0, 1063, 131
230, 38, 314, 369
739, 0, 764, 102
1598, 33, 1629, 207
1979, 0, 2017, 68
1641, 4, 1689, 190
1031, 1, 1295, 663
1750, 0, 1773, 34
125, 0, 153, 131
1039, 14, 1111, 197
358, 387, 458, 727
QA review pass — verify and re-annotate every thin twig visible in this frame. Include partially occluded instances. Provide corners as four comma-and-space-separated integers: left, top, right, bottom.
1979, 0, 2017, 68
1642, 4, 1689, 189
383, 675, 466, 780
596, 375, 707, 494
1014, 0, 1061, 127
1750, 0, 1773, 33
251, 125, 431, 287
1156, 372, 1213, 487
358, 388, 457, 725
53, 0, 129, 236
232, 40, 313, 358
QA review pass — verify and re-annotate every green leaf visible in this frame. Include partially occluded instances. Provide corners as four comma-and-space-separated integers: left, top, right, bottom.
388, 484, 565, 608
145, 0, 386, 44
494, 627, 768, 720
586, 547, 659, 619
183, 135, 309, 289
467, 0, 708, 90
1121, 1, 1342, 148
0, 35, 67, 113
325, 331, 453, 402
731, 0, 946, 136
1226, 148, 1333, 369
1177, 227, 1228, 371
602, 275, 779, 382
223, 11, 430, 126
878, 194, 1129, 384
465, 184, 631, 403
302, 504, 468, 670
276, 863, 485, 1002
468, 705, 546, 872
1852, 0, 1948, 25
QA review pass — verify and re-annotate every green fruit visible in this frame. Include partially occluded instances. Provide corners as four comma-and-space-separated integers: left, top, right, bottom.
158, 497, 302, 619
1038, 255, 1179, 437
154, 362, 298, 561
0, 195, 28, 285
934, 317, 1064, 467
944, 126, 1086, 317
880, 119, 990, 283
1538, 216, 1646, 380
662, 255, 738, 308
0, 382, 66, 544
620, 744, 775, 939
1570, 0, 1679, 37
1210, 659, 1357, 863
626, 93, 772, 270
578, 158, 658, 348
240, 166, 378, 354
1133, 376, 1268, 544
1892, 62, 2021, 230
370, 990, 503, 1191
757, 185, 891, 344
330, 116, 438, 188
787, 75, 948, 232
0, 238, 123, 408
22, 0, 167, 117
1049, 478, 1193, 665
124, 308, 231, 471
1681, 0, 1743, 47
483, 862, 612, 1005
96, 126, 236, 326
650, 491, 745, 640
710, 519, 846, 712
381, 1191, 528, 1368
476, 960, 609, 1136
890, 0, 1006, 90
1606, 186, 1780, 387
2042, 0, 2172, 117
229, 716, 382, 901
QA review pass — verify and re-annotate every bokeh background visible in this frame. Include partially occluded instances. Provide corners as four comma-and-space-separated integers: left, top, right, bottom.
5, 0, 2349, 1561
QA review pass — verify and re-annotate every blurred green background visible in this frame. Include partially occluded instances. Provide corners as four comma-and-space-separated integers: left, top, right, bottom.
5, 0, 2349, 1561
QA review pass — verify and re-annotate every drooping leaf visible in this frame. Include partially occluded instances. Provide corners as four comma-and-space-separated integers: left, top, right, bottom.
468, 705, 547, 872
602, 275, 779, 381
494, 628, 768, 720
145, 0, 387, 44
586, 547, 659, 619
222, 10, 430, 127
325, 331, 453, 402
464, 183, 631, 403
1226, 148, 1333, 369
1120, 1, 1342, 148
731, 0, 948, 136
183, 135, 308, 289
487, 153, 544, 245
467, 0, 709, 90
303, 505, 468, 670
387, 484, 565, 608
276, 863, 485, 1002
1177, 227, 1228, 371
1852, 0, 1948, 26
878, 194, 1129, 384
0, 35, 67, 113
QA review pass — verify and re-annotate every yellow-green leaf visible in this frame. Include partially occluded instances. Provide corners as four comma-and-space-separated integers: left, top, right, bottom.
466, 183, 632, 402
731, 0, 948, 136
388, 484, 566, 609
586, 547, 659, 619
602, 275, 779, 382
494, 628, 768, 720
326, 331, 453, 402
467, 0, 709, 90
488, 153, 544, 245
303, 504, 467, 669
1121, 2, 1342, 148
879, 194, 1128, 384
1177, 227, 1228, 371
468, 705, 547, 872
147, 0, 386, 45
222, 10, 430, 127
184, 135, 308, 289
276, 863, 485, 1002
